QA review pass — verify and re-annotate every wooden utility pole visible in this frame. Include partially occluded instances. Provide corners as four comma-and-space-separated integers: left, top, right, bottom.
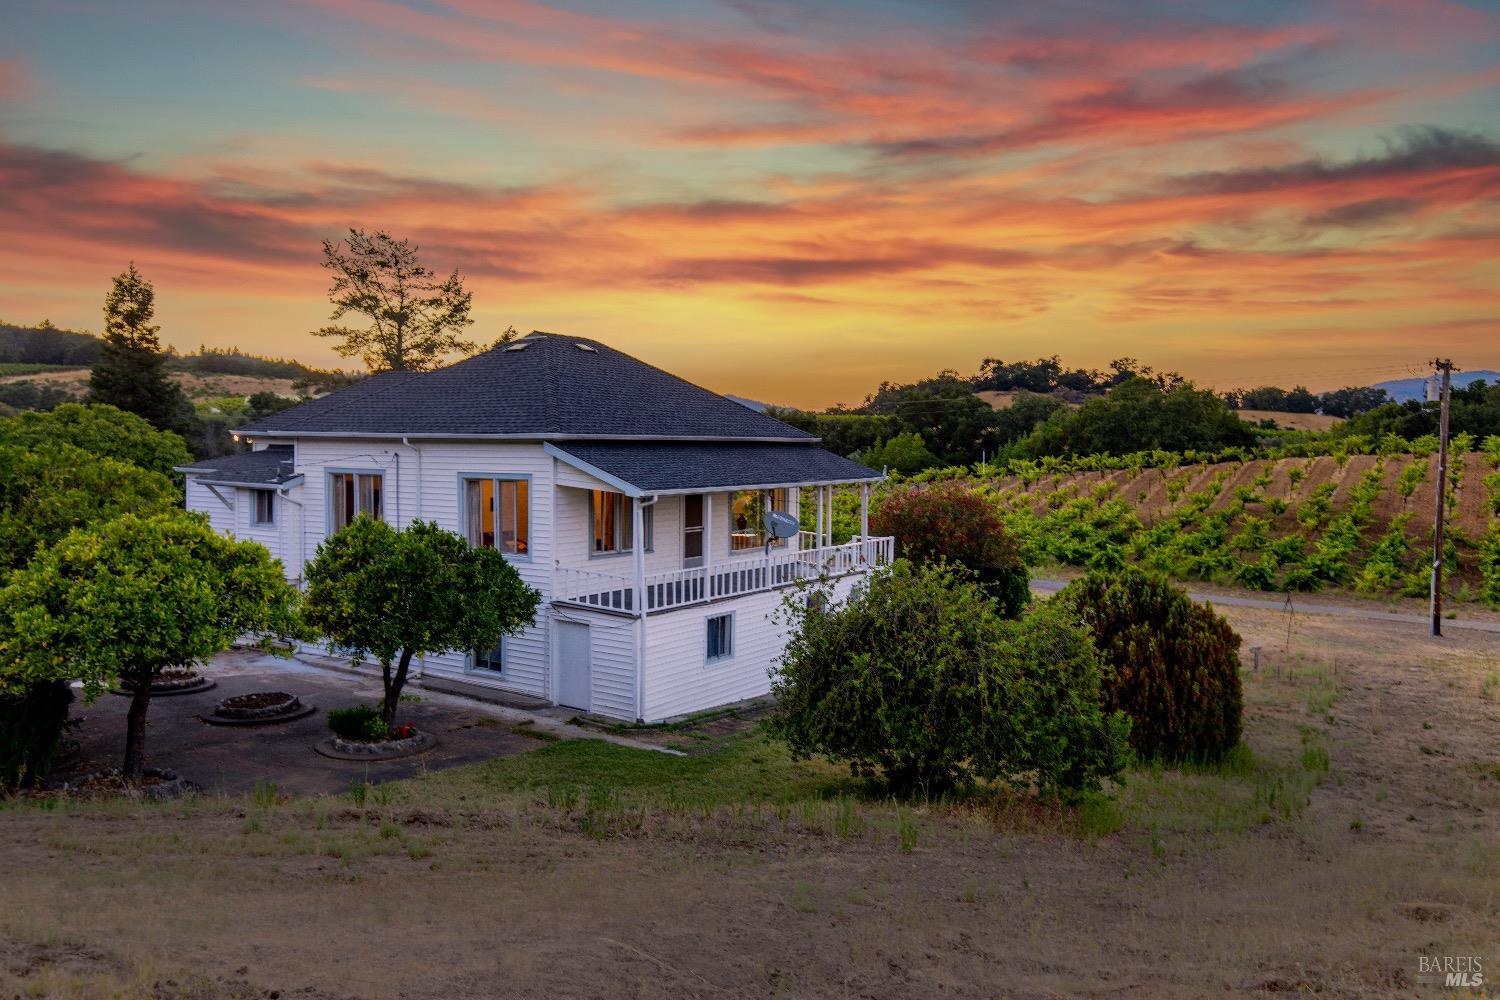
1430, 359, 1455, 637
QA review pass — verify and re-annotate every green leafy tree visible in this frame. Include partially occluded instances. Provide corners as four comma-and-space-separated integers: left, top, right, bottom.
302, 518, 541, 727
0, 443, 178, 571
0, 402, 192, 478
859, 431, 940, 476
1018, 378, 1254, 458
314, 229, 477, 372
0, 512, 299, 783
87, 263, 193, 435
769, 561, 1130, 797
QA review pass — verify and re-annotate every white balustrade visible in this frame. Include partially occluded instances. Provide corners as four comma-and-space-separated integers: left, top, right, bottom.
554, 536, 896, 614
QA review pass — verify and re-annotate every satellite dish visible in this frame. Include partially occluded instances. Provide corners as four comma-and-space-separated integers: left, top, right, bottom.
765, 510, 800, 540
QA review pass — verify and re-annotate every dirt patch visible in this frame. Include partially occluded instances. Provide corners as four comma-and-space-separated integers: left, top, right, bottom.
0, 368, 298, 401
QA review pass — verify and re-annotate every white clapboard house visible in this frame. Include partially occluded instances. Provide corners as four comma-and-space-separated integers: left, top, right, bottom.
179, 332, 891, 722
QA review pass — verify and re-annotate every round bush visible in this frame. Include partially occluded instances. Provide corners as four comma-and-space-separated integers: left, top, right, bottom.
872, 483, 1030, 617
1056, 568, 1243, 762
769, 560, 1130, 797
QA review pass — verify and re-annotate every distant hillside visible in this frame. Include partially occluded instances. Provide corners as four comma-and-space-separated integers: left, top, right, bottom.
726, 394, 772, 413
1373, 370, 1500, 403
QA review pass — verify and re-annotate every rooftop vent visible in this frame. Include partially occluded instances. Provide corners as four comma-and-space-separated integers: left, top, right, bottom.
504, 342, 530, 352
574, 343, 596, 352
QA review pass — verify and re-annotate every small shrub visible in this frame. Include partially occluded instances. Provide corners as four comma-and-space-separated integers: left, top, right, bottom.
0, 680, 73, 791
327, 704, 389, 742
1056, 568, 1243, 763
872, 483, 1030, 617
769, 561, 1130, 797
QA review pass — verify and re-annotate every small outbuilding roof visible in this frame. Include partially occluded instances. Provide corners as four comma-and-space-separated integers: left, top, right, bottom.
177, 445, 300, 487
545, 441, 881, 496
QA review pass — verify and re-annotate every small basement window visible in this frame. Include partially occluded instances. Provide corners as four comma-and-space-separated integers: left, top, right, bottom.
251, 489, 275, 526
705, 613, 734, 663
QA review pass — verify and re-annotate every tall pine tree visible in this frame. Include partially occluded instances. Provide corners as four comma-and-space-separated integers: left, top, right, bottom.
88, 263, 192, 436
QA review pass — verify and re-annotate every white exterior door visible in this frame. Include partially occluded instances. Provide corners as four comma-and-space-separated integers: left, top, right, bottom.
556, 621, 591, 711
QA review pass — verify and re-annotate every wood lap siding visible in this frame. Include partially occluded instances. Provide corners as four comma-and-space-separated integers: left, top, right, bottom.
290, 439, 556, 701
641, 575, 861, 722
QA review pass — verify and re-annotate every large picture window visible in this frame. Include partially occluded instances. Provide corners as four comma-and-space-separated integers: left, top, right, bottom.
591, 491, 652, 555
730, 488, 788, 551
464, 477, 529, 555
330, 472, 382, 531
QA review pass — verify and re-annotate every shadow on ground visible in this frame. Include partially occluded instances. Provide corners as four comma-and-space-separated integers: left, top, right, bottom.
57, 649, 543, 796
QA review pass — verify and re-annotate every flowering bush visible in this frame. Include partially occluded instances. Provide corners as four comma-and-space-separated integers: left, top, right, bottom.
872, 482, 1030, 616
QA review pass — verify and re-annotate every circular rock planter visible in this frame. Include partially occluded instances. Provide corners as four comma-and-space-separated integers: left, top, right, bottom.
202, 690, 316, 727
110, 669, 216, 697
47, 767, 199, 801
313, 728, 437, 761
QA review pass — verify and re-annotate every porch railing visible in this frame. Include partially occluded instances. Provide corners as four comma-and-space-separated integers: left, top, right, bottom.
554, 535, 895, 615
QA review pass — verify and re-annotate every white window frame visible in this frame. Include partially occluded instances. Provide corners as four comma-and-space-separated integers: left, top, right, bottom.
729, 488, 789, 553
589, 490, 653, 558
327, 470, 383, 533
470, 636, 506, 675
705, 611, 735, 664
460, 474, 532, 559
251, 488, 275, 526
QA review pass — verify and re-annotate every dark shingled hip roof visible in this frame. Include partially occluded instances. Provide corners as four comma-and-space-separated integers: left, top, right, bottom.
547, 441, 881, 495
178, 445, 299, 486
234, 332, 817, 441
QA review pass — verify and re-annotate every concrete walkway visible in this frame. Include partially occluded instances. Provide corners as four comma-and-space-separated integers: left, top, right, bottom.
1031, 578, 1500, 635
60, 649, 678, 798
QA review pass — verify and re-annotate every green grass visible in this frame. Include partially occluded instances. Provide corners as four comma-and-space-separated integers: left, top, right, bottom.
402, 729, 857, 810
0, 362, 84, 376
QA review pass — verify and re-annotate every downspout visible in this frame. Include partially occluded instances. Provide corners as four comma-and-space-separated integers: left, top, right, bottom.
276, 486, 306, 584
634, 494, 657, 722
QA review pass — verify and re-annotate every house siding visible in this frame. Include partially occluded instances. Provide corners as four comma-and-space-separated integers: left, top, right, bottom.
270, 437, 559, 702
640, 572, 862, 722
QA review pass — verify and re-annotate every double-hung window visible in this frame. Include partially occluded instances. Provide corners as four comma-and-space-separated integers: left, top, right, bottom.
591, 491, 652, 555
251, 489, 275, 526
464, 477, 529, 556
330, 472, 382, 531
730, 488, 789, 551
705, 613, 734, 663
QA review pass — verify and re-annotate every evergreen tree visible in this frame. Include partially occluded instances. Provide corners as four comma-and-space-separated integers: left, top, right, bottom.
88, 263, 192, 435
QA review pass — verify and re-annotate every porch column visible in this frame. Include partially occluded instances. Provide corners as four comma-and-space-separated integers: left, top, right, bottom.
860, 484, 869, 541
788, 487, 800, 550
702, 491, 714, 597
815, 486, 825, 548
825, 486, 835, 546
633, 497, 647, 721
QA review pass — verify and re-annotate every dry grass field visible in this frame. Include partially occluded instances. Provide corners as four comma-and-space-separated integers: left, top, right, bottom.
1236, 409, 1343, 432
2, 605, 1498, 999
0, 368, 298, 401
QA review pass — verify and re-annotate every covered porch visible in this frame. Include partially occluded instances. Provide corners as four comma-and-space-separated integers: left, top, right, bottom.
544, 440, 892, 615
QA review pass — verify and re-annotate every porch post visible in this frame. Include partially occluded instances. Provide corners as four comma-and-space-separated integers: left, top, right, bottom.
789, 487, 800, 550
702, 491, 714, 597
815, 486, 825, 548
826, 486, 835, 546
633, 497, 647, 721
860, 483, 869, 541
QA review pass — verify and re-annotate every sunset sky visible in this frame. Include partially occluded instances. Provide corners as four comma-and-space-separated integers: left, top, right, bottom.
1, 0, 1497, 408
